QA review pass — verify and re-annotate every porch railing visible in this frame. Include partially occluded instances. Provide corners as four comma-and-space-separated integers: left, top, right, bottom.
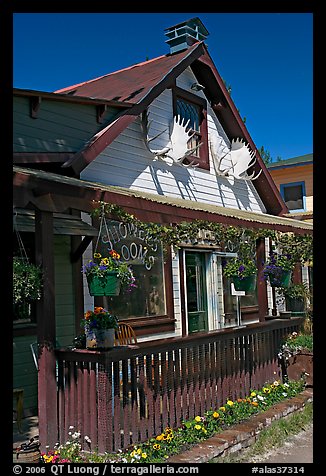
55, 318, 303, 453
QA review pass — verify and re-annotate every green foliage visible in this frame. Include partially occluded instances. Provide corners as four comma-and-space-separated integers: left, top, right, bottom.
280, 282, 311, 300
281, 331, 313, 354
13, 257, 43, 305
91, 202, 312, 272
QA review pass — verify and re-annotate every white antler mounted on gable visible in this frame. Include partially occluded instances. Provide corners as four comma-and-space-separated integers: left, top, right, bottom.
141, 111, 202, 167
210, 135, 262, 182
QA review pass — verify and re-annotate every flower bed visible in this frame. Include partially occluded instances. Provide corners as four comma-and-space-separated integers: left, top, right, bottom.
41, 379, 304, 463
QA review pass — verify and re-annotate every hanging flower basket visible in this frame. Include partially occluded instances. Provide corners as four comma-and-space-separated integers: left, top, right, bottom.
268, 270, 292, 288
232, 274, 257, 293
86, 272, 121, 296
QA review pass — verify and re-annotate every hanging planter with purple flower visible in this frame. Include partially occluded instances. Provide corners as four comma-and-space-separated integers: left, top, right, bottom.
82, 251, 137, 296
223, 257, 257, 293
262, 252, 295, 288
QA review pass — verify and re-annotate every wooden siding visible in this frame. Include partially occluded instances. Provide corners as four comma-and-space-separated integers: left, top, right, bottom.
269, 164, 313, 212
81, 69, 266, 214
13, 96, 118, 153
13, 334, 38, 413
13, 236, 76, 414
54, 236, 76, 346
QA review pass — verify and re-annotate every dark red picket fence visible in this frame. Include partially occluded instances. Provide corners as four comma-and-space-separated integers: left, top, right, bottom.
55, 318, 303, 453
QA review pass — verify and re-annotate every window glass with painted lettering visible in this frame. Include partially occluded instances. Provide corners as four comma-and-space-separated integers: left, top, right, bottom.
98, 220, 166, 319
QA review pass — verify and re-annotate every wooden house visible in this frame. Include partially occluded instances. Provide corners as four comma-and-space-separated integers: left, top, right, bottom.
267, 154, 313, 222
13, 18, 312, 449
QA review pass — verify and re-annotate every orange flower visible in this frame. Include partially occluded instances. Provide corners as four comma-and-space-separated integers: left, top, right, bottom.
109, 250, 121, 260
251, 401, 259, 407
94, 307, 104, 314
84, 311, 92, 320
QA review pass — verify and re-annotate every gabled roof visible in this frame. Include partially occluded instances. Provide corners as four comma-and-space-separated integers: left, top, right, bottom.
55, 46, 200, 103
55, 41, 286, 216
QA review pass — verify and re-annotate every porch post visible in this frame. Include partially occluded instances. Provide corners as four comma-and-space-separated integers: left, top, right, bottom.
35, 210, 57, 449
256, 238, 268, 320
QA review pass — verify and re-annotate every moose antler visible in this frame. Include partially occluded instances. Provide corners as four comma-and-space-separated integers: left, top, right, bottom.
141, 111, 170, 159
141, 111, 202, 167
210, 135, 262, 182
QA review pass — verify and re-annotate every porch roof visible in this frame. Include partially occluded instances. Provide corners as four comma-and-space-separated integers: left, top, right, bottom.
13, 166, 313, 234
13, 208, 98, 236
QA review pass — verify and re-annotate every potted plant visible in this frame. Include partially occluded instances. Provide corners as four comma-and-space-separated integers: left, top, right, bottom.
81, 306, 119, 350
82, 250, 136, 296
13, 257, 43, 319
280, 282, 311, 314
278, 330, 313, 387
262, 251, 295, 287
223, 255, 257, 293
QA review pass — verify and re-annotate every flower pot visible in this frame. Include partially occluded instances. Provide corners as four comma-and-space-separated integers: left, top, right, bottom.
85, 327, 115, 350
269, 270, 292, 288
232, 274, 257, 293
285, 297, 305, 313
87, 272, 121, 296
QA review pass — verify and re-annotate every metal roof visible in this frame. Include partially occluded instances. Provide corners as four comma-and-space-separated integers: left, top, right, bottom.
13, 166, 313, 234
54, 44, 201, 103
267, 154, 313, 169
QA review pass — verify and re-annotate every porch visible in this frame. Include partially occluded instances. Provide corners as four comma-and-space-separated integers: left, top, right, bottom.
41, 317, 304, 453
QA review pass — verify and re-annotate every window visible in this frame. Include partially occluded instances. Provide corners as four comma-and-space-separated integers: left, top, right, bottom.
95, 220, 167, 320
280, 182, 306, 211
173, 87, 209, 169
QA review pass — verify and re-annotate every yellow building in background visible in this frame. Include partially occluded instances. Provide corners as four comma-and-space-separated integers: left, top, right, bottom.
267, 153, 313, 222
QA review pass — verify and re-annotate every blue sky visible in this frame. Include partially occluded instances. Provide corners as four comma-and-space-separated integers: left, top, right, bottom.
13, 12, 313, 161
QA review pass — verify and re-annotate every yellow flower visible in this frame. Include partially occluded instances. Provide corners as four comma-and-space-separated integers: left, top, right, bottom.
213, 411, 219, 419
194, 424, 202, 430
194, 416, 202, 422
153, 444, 161, 451
142, 453, 147, 459
100, 258, 109, 266
219, 406, 226, 412
227, 400, 234, 406
250, 391, 256, 397
165, 427, 173, 434
263, 387, 270, 394
166, 435, 173, 442
130, 450, 136, 457
94, 253, 102, 259
156, 434, 164, 441
137, 448, 142, 455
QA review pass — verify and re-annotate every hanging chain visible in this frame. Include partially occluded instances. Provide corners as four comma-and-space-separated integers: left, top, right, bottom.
13, 209, 29, 262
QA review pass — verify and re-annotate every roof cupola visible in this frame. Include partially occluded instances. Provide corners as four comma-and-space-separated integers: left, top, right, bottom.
164, 17, 209, 54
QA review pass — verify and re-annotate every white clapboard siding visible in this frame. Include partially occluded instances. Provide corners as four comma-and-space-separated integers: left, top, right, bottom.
81, 70, 266, 214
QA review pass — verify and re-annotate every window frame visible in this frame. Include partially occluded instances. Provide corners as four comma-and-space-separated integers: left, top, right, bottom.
280, 181, 306, 212
92, 218, 175, 336
172, 86, 209, 170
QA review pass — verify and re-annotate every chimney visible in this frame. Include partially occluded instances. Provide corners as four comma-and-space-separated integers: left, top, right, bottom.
164, 17, 209, 54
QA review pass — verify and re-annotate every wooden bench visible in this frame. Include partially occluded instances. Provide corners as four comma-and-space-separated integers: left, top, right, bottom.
13, 388, 24, 433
